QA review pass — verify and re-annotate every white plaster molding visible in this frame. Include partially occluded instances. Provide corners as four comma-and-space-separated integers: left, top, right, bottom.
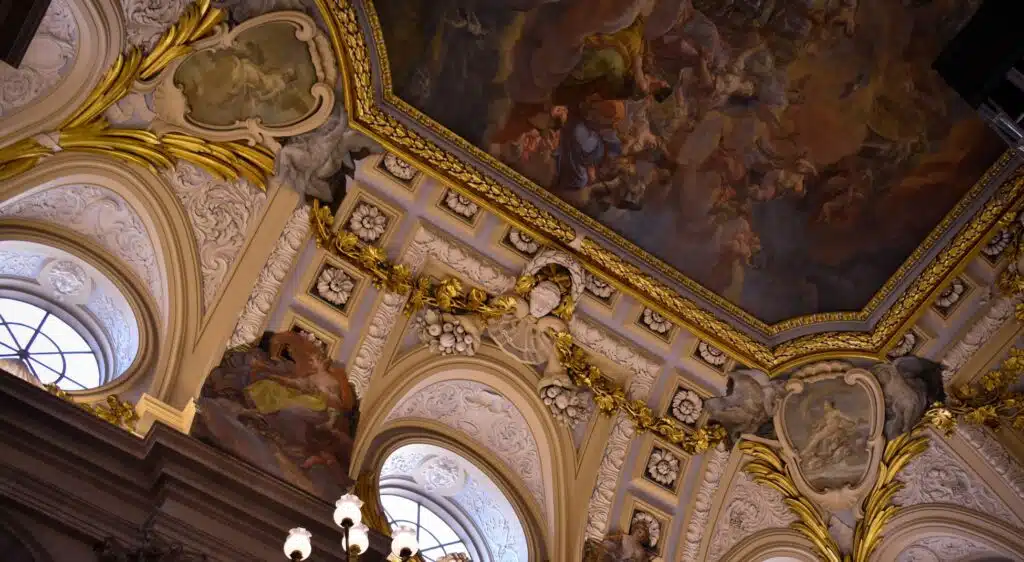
227, 203, 309, 348
955, 424, 1024, 504
679, 443, 731, 562
0, 251, 47, 278
0, 184, 165, 314
385, 380, 546, 514
349, 227, 515, 397
584, 413, 634, 541
896, 535, 997, 562
707, 468, 797, 561
164, 163, 266, 312
567, 315, 660, 399
120, 0, 189, 49
939, 294, 1017, 385
0, 0, 78, 117
895, 435, 1021, 528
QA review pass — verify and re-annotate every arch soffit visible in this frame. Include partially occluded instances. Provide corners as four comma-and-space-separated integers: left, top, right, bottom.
0, 224, 159, 399
0, 0, 124, 144
0, 153, 202, 401
718, 529, 819, 562
351, 347, 574, 559
873, 505, 1024, 562
368, 429, 543, 562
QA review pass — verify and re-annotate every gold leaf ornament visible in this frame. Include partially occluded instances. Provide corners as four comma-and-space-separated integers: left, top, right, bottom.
0, 0, 276, 188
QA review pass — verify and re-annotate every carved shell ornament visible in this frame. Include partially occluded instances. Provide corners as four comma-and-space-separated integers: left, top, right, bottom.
145, 10, 337, 151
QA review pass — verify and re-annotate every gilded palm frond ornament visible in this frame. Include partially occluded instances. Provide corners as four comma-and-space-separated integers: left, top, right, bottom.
0, 0, 276, 187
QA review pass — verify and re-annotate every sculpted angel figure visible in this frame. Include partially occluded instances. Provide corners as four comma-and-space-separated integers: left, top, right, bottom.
583, 519, 656, 562
483, 280, 568, 375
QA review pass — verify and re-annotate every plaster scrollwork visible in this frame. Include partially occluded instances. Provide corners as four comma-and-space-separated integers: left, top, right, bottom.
567, 316, 660, 399
707, 469, 798, 562
896, 536, 997, 562
0, 184, 165, 313
585, 414, 635, 541
0, 0, 78, 117
164, 162, 267, 311
120, 0, 189, 49
87, 291, 138, 374
0, 251, 46, 278
954, 424, 1024, 503
538, 374, 590, 427
228, 204, 310, 348
939, 294, 1018, 385
385, 380, 546, 512
679, 444, 730, 562
894, 435, 1021, 528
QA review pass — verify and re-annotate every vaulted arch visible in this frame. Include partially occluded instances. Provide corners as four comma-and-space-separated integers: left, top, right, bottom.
0, 153, 203, 405
0, 0, 123, 144
350, 345, 576, 562
873, 505, 1024, 561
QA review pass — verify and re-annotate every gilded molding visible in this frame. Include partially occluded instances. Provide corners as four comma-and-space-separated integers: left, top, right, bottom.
312, 0, 1024, 374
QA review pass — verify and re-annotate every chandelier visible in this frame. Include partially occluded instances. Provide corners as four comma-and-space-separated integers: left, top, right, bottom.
283, 493, 418, 561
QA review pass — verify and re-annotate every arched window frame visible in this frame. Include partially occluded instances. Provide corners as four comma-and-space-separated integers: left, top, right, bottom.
0, 291, 108, 390
378, 481, 486, 562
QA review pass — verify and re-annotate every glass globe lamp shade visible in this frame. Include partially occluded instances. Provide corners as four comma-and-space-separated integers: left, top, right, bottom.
334, 493, 364, 527
390, 525, 419, 558
283, 528, 312, 560
348, 522, 370, 555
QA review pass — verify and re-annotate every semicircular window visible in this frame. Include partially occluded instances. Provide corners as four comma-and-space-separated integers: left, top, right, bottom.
381, 494, 471, 561
0, 298, 101, 390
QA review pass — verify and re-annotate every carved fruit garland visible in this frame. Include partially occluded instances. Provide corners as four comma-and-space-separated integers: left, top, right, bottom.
0, 0, 275, 187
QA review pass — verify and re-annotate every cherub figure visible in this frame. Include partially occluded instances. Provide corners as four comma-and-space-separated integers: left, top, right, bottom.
484, 280, 569, 374
583, 519, 656, 562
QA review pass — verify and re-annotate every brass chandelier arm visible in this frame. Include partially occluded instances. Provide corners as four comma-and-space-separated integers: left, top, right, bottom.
0, 0, 277, 189
310, 201, 517, 319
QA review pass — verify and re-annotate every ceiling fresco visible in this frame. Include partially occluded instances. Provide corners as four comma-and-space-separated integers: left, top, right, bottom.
372, 0, 1006, 325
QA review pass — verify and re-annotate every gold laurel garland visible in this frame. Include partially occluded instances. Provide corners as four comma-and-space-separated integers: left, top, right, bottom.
44, 384, 139, 432
310, 201, 517, 318
550, 330, 728, 454
0, 0, 276, 188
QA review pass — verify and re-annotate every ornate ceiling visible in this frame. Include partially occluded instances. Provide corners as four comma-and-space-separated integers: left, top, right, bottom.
1, 1, 1024, 562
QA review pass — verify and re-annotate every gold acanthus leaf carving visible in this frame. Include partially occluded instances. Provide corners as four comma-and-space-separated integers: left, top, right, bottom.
0, 0, 276, 189
310, 200, 517, 319
312, 0, 1024, 374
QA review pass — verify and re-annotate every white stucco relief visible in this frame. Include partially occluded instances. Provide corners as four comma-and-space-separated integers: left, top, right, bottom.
0, 0, 78, 117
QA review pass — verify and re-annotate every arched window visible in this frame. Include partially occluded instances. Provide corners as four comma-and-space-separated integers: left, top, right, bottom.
0, 297, 101, 390
379, 443, 529, 562
380, 494, 471, 561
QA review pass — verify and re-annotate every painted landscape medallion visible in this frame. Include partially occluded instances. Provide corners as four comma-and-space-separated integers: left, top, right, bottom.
374, 0, 1005, 324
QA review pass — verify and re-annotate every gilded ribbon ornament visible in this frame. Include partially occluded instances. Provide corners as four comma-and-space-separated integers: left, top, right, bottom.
0, 0, 275, 188
310, 201, 517, 318
550, 330, 728, 455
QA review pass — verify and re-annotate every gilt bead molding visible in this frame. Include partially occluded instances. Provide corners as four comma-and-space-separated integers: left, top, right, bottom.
164, 163, 267, 312
678, 444, 731, 562
0, 0, 122, 145
228, 204, 310, 348
894, 432, 1021, 529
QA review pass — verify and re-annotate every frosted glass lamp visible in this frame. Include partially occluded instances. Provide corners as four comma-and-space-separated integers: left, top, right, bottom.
390, 525, 418, 559
348, 523, 370, 555
334, 493, 364, 527
283, 528, 312, 561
